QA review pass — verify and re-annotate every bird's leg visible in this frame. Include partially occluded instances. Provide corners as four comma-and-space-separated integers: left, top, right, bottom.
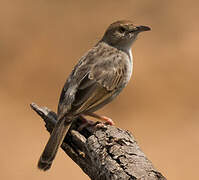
85, 112, 115, 125
77, 113, 114, 131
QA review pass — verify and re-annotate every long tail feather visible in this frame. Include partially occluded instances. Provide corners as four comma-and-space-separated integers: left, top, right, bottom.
38, 117, 72, 171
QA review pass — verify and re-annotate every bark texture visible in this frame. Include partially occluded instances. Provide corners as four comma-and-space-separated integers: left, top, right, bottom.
30, 103, 166, 180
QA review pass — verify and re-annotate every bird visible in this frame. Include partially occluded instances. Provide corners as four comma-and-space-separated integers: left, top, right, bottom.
38, 20, 151, 171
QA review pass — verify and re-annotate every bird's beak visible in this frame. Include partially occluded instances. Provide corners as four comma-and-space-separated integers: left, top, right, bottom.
135, 25, 151, 32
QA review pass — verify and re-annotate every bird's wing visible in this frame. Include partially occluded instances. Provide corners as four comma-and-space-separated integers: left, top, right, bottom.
57, 45, 129, 119
57, 60, 90, 118
71, 57, 127, 115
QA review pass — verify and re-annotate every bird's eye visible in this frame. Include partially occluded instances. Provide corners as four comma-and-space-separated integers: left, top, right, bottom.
119, 26, 126, 33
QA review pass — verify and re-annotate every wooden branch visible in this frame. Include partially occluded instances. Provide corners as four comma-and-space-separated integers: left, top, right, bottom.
30, 103, 166, 180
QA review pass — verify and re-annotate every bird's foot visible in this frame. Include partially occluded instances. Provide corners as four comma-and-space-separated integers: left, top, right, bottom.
85, 112, 115, 125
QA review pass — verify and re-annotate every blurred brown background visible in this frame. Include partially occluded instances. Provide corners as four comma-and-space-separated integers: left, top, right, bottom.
1, 0, 198, 179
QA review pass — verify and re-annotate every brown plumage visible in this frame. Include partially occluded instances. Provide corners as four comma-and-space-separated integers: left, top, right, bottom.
38, 20, 151, 171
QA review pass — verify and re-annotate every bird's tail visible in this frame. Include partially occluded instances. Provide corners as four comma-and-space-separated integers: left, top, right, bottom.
38, 117, 72, 171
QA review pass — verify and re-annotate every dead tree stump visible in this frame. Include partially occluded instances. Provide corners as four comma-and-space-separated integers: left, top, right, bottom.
30, 103, 166, 180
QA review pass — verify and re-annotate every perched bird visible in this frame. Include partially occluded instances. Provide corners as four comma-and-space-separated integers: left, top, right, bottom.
38, 20, 151, 171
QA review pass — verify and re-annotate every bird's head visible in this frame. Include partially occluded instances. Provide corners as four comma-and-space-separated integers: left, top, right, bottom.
102, 20, 151, 51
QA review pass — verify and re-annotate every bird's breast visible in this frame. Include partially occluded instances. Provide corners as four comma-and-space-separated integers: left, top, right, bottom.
124, 49, 133, 83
